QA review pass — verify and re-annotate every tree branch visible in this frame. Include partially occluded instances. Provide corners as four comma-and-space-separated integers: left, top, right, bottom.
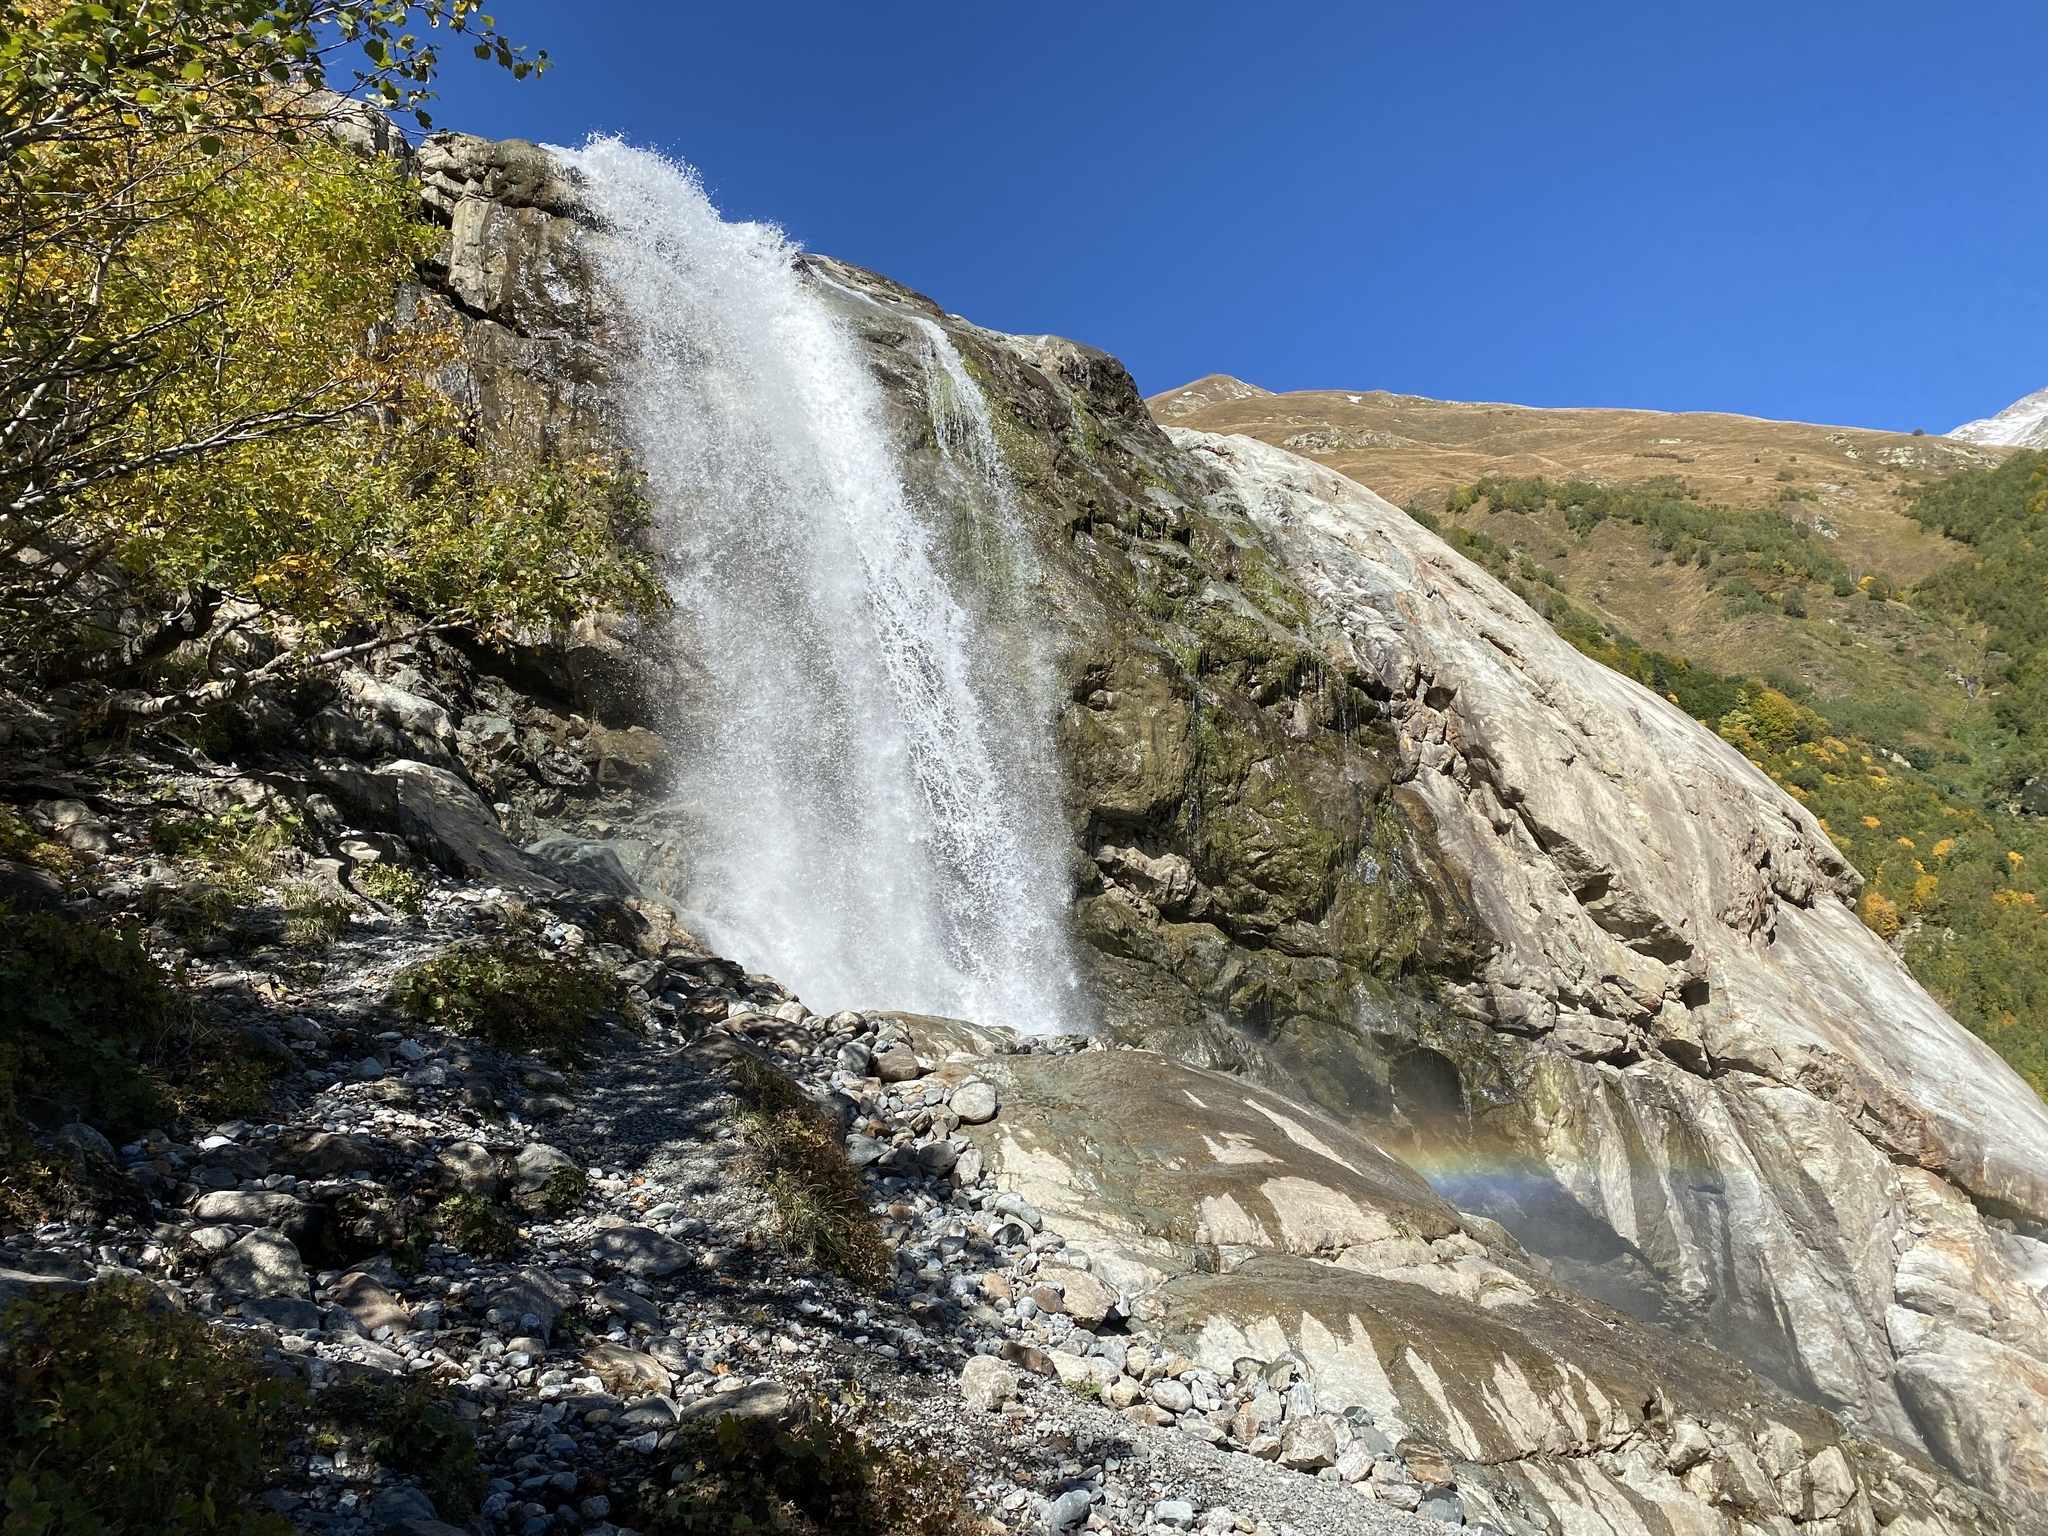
100, 621, 454, 727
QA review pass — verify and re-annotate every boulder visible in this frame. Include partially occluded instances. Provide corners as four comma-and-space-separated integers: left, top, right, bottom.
1050, 1351, 1118, 1393
587, 1283, 662, 1331
583, 1342, 673, 1397
480, 1269, 574, 1339
0, 1269, 86, 1309
525, 835, 641, 896
435, 1141, 502, 1195
0, 860, 65, 914
272, 1130, 382, 1177
1147, 1378, 1193, 1415
677, 1381, 794, 1427
192, 1190, 321, 1246
959, 1355, 1018, 1411
1035, 1265, 1117, 1329
873, 1045, 924, 1083
1278, 1416, 1338, 1471
619, 1395, 679, 1430
54, 1123, 116, 1167
591, 1224, 688, 1277
513, 1142, 580, 1193
212, 1230, 306, 1300
328, 1269, 412, 1334
950, 1079, 999, 1124
366, 1485, 437, 1529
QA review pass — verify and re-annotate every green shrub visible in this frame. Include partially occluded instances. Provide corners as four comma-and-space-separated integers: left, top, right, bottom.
438, 1192, 519, 1259
0, 913, 282, 1200
635, 1402, 966, 1536
0, 913, 181, 1138
310, 1376, 481, 1520
353, 863, 426, 913
0, 810, 77, 882
533, 1165, 588, 1217
0, 1279, 297, 1535
1449, 474, 1858, 586
393, 939, 617, 1062
727, 1054, 887, 1290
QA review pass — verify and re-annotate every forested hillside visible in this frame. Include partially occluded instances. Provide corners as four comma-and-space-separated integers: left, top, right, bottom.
1411, 456, 2048, 1097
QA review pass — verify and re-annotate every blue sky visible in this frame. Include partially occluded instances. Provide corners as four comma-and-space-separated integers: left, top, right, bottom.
420, 1, 2048, 432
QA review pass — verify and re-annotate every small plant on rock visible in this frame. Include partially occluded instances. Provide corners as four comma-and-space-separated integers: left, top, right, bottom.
354, 862, 427, 913
0, 1279, 298, 1534
534, 1164, 589, 1217
727, 1053, 888, 1290
438, 1191, 520, 1259
393, 938, 618, 1062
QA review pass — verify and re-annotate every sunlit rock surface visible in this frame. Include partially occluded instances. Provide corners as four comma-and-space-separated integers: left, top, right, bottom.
903, 1014, 2022, 1536
1162, 430, 2048, 1510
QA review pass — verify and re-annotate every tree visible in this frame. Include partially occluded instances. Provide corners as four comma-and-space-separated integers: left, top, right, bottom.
0, 3, 661, 727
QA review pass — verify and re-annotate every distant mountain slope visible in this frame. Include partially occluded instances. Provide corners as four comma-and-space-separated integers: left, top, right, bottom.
1953, 385, 2048, 449
1149, 371, 1273, 417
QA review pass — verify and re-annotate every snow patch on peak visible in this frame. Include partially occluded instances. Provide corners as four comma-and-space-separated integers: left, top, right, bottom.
1950, 385, 2048, 449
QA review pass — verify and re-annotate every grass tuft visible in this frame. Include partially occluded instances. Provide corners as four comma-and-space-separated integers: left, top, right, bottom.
353, 861, 426, 913
635, 1396, 967, 1536
727, 1053, 888, 1290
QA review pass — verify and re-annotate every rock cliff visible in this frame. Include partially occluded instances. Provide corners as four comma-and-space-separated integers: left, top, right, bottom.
379, 134, 2048, 1532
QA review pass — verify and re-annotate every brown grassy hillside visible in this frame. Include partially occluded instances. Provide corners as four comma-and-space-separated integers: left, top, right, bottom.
1151, 378, 2010, 757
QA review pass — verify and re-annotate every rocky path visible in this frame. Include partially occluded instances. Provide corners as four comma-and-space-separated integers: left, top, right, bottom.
5, 838, 1447, 1536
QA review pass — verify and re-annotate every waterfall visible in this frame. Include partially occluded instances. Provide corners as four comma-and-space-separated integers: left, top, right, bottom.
562, 140, 1079, 1034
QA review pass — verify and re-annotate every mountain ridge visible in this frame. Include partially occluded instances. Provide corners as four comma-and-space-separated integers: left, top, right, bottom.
1952, 385, 2048, 449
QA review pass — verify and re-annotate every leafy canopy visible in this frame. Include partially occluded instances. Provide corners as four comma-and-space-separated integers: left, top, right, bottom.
0, 0, 544, 162
0, 0, 661, 721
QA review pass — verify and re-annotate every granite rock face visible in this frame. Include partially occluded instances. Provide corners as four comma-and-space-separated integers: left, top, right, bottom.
1161, 431, 2048, 1509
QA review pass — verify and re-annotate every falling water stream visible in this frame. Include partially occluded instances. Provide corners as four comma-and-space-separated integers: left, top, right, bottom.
562, 140, 1077, 1034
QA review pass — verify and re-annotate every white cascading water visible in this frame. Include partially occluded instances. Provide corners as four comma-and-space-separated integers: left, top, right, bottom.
562, 139, 1078, 1034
